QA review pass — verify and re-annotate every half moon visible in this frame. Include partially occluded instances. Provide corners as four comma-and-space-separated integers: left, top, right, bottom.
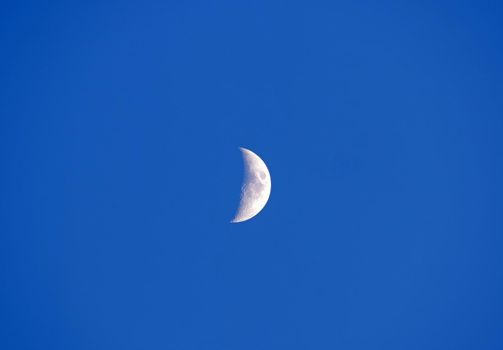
231, 147, 272, 223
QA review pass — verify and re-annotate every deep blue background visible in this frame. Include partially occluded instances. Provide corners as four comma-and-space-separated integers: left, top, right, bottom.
1, 1, 502, 349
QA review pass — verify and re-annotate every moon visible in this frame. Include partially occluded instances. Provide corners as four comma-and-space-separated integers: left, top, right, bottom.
231, 147, 272, 223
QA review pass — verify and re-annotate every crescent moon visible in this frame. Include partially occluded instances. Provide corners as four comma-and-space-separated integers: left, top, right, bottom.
231, 147, 272, 223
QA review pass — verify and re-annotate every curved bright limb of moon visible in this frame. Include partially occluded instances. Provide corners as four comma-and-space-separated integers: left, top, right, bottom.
231, 147, 271, 223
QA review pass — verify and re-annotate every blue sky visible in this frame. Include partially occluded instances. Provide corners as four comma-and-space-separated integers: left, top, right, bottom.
1, 1, 503, 349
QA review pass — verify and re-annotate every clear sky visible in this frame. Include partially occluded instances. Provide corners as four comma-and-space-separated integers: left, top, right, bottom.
1, 1, 502, 349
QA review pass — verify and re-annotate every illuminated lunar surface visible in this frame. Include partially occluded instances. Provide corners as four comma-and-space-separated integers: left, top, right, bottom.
231, 147, 271, 223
